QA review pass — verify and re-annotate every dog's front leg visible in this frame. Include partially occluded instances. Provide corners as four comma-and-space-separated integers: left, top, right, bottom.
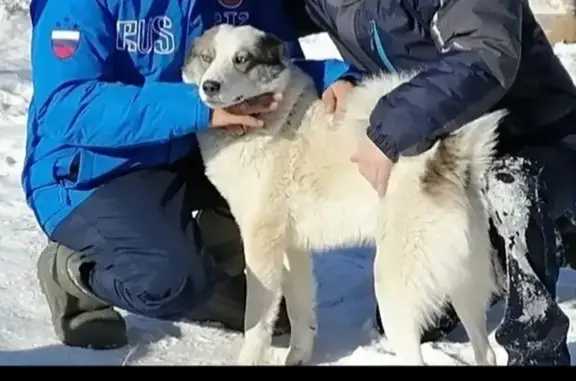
237, 216, 287, 365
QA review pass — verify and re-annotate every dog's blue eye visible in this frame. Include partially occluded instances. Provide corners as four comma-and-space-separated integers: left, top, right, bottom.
234, 55, 248, 65
201, 54, 212, 63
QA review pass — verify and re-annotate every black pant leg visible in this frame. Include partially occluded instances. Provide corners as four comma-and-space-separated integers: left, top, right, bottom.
486, 145, 576, 365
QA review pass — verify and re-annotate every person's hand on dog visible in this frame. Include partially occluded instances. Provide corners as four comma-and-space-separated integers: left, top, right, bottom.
322, 79, 354, 114
351, 134, 394, 198
210, 92, 283, 132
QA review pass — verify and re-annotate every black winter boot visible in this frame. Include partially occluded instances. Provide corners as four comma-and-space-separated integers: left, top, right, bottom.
190, 207, 291, 335
36, 242, 127, 349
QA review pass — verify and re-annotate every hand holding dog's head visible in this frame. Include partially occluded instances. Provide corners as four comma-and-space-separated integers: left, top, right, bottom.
182, 24, 291, 109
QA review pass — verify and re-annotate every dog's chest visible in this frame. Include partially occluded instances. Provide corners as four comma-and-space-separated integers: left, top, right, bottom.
198, 133, 281, 198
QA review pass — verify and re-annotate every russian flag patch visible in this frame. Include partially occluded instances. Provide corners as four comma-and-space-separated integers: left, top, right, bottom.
51, 29, 80, 59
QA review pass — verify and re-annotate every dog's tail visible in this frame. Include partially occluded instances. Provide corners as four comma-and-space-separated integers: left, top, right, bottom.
444, 110, 505, 188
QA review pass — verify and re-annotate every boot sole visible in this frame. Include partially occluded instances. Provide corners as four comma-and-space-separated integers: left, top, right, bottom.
36, 248, 127, 350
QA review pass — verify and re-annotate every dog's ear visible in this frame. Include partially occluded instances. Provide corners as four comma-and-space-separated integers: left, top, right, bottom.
186, 26, 220, 61
182, 26, 220, 85
256, 33, 287, 65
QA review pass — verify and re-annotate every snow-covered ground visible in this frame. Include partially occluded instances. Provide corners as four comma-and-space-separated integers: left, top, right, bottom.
0, 6, 576, 366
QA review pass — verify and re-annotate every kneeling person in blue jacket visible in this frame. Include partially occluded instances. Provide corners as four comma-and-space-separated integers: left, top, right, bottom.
23, 0, 356, 349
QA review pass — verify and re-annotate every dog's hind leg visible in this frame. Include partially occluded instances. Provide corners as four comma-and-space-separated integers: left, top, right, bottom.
449, 236, 497, 366
450, 279, 497, 365
283, 246, 317, 365
237, 218, 287, 365
374, 249, 425, 365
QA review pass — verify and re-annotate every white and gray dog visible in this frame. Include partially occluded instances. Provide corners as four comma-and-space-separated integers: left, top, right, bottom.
182, 24, 503, 366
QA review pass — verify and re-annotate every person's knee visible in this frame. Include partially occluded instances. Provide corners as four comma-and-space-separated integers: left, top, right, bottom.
485, 155, 547, 229
131, 273, 215, 320
486, 156, 540, 196
89, 256, 216, 320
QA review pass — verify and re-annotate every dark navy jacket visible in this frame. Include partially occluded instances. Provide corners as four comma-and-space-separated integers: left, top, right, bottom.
284, 0, 576, 161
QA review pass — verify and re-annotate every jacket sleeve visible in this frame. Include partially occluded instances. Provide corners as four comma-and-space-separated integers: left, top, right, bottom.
293, 59, 362, 93
367, 0, 522, 161
30, 0, 211, 151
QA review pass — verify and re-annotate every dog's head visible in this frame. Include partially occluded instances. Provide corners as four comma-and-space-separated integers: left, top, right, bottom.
182, 24, 291, 108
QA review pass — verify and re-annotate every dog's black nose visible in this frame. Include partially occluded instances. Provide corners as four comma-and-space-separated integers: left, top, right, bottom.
202, 80, 221, 96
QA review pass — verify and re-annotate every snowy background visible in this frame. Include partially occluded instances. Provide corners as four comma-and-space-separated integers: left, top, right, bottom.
1, 2, 576, 366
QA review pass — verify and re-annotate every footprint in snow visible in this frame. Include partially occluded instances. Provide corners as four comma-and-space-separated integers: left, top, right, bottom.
4, 156, 15, 166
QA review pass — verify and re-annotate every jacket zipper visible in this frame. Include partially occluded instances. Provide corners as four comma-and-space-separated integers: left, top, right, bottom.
56, 152, 81, 206
57, 181, 72, 205
370, 19, 396, 73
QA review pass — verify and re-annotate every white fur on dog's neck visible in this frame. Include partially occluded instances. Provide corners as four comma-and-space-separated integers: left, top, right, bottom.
196, 63, 322, 165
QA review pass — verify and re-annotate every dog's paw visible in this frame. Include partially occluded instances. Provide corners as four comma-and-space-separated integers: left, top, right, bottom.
284, 346, 313, 366
237, 353, 267, 365
237, 344, 269, 366
475, 346, 497, 366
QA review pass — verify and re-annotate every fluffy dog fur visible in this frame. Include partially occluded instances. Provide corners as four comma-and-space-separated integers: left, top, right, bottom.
182, 24, 502, 366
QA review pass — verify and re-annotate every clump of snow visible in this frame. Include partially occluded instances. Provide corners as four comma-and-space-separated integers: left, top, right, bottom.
0, 0, 29, 19
0, 3, 575, 366
555, 42, 576, 83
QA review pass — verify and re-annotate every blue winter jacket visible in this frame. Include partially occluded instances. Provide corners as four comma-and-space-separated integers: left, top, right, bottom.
23, 0, 354, 236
